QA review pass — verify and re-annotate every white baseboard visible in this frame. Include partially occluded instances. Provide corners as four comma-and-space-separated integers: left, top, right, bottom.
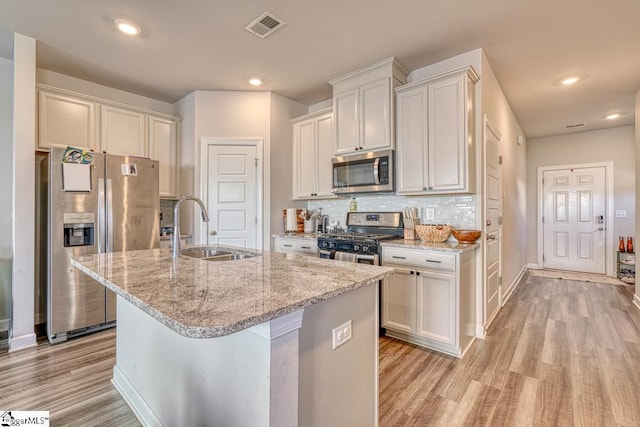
8, 332, 37, 352
112, 366, 162, 427
502, 265, 528, 305
527, 263, 540, 270
475, 324, 486, 339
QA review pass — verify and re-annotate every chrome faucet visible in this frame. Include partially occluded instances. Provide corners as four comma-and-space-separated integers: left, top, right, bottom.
172, 195, 210, 259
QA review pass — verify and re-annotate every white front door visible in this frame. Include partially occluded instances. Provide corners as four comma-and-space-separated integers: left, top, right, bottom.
542, 166, 606, 274
484, 120, 502, 325
205, 144, 259, 249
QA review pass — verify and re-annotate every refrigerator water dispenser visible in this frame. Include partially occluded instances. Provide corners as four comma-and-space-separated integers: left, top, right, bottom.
63, 212, 95, 247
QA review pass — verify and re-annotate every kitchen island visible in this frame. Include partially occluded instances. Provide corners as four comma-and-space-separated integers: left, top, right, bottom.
72, 247, 392, 427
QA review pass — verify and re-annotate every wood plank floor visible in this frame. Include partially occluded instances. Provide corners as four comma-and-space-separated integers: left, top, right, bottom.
1, 273, 639, 426
380, 274, 640, 426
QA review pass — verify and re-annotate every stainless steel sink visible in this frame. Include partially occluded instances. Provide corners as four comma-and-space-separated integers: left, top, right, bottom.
181, 247, 258, 261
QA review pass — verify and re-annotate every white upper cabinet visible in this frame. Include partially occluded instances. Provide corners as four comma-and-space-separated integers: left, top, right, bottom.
38, 91, 98, 151
100, 105, 147, 157
148, 115, 179, 199
292, 108, 336, 200
330, 57, 408, 156
396, 66, 479, 195
37, 86, 181, 198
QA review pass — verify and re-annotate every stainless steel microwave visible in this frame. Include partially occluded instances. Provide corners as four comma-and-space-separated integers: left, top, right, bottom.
331, 149, 394, 194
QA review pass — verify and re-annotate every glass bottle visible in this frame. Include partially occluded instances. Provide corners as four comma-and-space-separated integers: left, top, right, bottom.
619, 236, 626, 252
349, 196, 357, 212
626, 237, 634, 253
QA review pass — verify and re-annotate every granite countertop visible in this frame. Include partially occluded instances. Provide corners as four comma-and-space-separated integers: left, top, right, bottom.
71, 246, 392, 339
272, 233, 318, 240
381, 239, 480, 253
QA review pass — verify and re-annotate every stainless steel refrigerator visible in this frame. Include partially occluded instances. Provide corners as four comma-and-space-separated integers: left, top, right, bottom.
41, 147, 160, 343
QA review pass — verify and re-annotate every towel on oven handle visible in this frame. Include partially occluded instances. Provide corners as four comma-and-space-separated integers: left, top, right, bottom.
334, 251, 357, 262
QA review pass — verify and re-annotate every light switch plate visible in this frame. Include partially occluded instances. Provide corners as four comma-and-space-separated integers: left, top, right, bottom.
332, 320, 352, 350
425, 208, 435, 221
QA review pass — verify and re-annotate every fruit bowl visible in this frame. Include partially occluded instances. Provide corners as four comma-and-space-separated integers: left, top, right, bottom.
451, 229, 482, 243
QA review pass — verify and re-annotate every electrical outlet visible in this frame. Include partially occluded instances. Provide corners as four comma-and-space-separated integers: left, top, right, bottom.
616, 210, 627, 218
332, 320, 352, 350
425, 208, 435, 222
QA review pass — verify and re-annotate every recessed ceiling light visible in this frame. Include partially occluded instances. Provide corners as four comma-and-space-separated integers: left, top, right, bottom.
605, 113, 622, 120
561, 76, 579, 86
248, 78, 263, 87
114, 19, 141, 36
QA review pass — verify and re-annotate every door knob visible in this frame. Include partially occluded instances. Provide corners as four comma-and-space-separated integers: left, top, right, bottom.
209, 230, 218, 236
486, 220, 492, 226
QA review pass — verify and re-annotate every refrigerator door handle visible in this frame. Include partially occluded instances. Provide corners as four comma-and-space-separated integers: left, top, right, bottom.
106, 179, 114, 253
98, 178, 106, 254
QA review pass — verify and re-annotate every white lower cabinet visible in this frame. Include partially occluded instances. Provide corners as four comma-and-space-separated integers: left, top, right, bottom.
273, 237, 318, 256
381, 246, 476, 357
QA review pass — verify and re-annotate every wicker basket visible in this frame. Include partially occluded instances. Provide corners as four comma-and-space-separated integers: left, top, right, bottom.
415, 224, 452, 242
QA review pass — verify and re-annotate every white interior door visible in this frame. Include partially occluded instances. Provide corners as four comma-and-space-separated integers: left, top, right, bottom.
206, 144, 259, 249
484, 119, 502, 329
542, 166, 606, 274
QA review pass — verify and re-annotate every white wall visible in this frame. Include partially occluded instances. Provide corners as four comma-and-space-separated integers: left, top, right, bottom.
0, 58, 13, 259
0, 56, 13, 331
37, 69, 174, 115
10, 34, 37, 351
269, 94, 307, 244
526, 126, 636, 266
176, 90, 305, 249
634, 90, 640, 306
480, 51, 528, 291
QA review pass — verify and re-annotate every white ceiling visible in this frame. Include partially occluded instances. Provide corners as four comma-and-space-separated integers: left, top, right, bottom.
1, 0, 638, 138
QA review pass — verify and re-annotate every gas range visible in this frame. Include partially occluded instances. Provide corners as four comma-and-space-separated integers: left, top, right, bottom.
318, 212, 403, 260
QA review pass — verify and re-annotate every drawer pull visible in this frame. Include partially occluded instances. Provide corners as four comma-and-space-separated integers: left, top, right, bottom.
283, 244, 293, 247
392, 256, 407, 259
301, 246, 311, 249
425, 259, 442, 264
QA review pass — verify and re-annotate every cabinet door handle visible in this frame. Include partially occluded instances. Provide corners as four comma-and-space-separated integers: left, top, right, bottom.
283, 244, 293, 247
392, 256, 407, 259
301, 246, 311, 249
416, 272, 420, 276
486, 220, 492, 226
425, 259, 441, 264
487, 235, 496, 240
410, 271, 414, 275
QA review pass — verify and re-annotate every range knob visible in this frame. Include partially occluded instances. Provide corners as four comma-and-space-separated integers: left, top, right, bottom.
329, 242, 336, 249
362, 245, 369, 253
353, 244, 361, 251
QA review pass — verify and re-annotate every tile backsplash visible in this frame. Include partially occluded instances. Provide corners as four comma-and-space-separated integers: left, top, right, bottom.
308, 194, 476, 229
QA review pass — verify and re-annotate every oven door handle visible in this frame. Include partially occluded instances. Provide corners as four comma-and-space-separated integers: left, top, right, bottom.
319, 249, 336, 259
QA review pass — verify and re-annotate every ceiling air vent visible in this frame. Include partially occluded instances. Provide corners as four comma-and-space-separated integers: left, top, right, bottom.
564, 123, 585, 129
245, 12, 286, 39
